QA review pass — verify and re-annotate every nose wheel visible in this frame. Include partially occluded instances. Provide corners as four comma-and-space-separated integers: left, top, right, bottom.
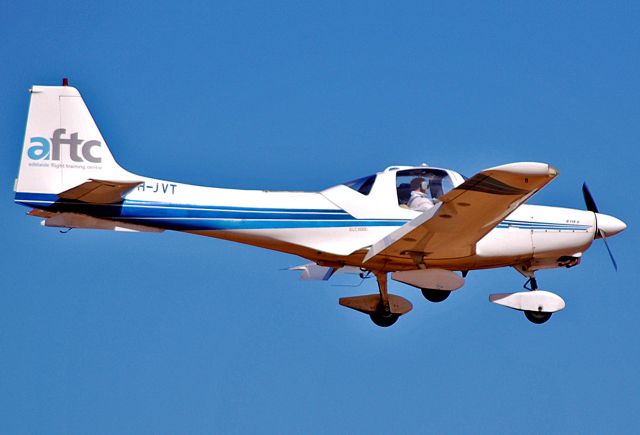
524, 310, 552, 324
522, 277, 552, 324
489, 270, 566, 324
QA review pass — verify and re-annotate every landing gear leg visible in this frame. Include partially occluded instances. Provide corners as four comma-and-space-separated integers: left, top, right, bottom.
339, 271, 412, 327
369, 273, 399, 327
523, 273, 552, 324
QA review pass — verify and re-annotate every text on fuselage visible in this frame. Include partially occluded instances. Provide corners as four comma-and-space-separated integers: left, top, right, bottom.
138, 182, 177, 195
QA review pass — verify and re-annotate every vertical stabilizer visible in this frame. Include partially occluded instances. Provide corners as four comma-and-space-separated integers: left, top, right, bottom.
15, 85, 137, 195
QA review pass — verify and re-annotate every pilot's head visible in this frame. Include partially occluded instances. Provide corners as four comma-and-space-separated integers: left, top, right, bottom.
410, 177, 426, 192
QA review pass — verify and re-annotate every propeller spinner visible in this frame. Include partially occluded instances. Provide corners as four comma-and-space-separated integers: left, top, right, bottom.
582, 183, 627, 270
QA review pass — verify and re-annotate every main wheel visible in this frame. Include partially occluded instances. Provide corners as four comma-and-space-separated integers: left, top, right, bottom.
421, 288, 451, 303
524, 310, 552, 324
369, 310, 399, 327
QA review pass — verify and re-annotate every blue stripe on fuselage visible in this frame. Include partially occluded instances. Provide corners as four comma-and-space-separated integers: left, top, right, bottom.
14, 192, 593, 232
14, 192, 407, 230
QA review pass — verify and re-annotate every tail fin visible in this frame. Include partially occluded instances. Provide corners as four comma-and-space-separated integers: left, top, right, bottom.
15, 84, 136, 195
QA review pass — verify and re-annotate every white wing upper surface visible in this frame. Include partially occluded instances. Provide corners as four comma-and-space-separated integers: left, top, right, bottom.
364, 162, 558, 263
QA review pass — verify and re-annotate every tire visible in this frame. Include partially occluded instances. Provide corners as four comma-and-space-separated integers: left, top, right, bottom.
524, 310, 552, 324
369, 311, 399, 327
421, 288, 451, 303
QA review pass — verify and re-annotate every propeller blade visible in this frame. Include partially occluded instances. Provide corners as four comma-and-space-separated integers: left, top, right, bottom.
582, 183, 599, 213
598, 229, 618, 271
583, 183, 620, 271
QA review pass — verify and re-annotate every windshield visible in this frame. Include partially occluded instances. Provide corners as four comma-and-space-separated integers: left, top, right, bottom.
343, 174, 376, 195
396, 168, 454, 207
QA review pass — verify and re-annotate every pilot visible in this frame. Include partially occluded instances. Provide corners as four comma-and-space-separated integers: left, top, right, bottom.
407, 177, 434, 212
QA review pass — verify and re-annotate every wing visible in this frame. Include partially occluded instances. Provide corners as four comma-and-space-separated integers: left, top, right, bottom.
59, 178, 142, 203
364, 162, 558, 263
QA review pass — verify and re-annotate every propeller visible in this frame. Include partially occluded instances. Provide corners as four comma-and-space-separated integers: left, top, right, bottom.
582, 183, 599, 214
582, 182, 618, 271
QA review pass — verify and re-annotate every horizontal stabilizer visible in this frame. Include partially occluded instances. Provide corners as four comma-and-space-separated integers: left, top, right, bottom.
59, 179, 142, 203
42, 212, 163, 232
27, 209, 55, 218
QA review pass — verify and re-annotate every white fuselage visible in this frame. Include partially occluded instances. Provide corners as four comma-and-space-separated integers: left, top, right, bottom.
16, 167, 599, 273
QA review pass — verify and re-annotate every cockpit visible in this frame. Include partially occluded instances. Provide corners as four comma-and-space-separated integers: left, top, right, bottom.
332, 165, 462, 218
395, 168, 454, 208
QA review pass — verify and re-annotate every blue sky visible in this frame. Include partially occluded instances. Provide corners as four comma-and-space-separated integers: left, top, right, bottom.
1, 1, 639, 433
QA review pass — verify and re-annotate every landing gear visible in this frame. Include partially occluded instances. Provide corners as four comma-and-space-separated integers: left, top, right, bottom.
523, 275, 552, 324
524, 310, 552, 324
489, 268, 566, 324
421, 288, 451, 303
370, 309, 400, 327
338, 272, 413, 327
526, 276, 539, 291
369, 273, 398, 327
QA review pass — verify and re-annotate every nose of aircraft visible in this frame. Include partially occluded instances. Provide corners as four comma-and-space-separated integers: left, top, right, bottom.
595, 213, 627, 237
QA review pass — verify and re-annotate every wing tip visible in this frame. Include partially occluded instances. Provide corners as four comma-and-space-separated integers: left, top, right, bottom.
487, 162, 559, 178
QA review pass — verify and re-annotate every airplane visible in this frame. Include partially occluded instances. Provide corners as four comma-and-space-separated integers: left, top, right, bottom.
14, 80, 627, 327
